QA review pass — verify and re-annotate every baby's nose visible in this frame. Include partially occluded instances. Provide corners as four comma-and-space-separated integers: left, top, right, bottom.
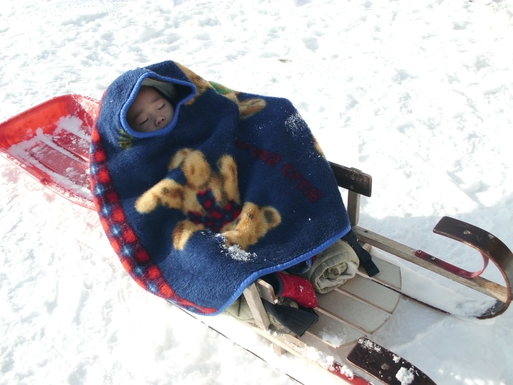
155, 115, 165, 126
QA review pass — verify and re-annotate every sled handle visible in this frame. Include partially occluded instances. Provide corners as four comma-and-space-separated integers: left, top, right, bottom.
415, 218, 490, 279
416, 216, 512, 318
354, 217, 512, 319
329, 162, 372, 197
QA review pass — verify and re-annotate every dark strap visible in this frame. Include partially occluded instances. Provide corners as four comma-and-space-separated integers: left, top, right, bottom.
343, 230, 379, 277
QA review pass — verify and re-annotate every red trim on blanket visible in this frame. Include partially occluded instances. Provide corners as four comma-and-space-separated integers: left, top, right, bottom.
89, 125, 217, 315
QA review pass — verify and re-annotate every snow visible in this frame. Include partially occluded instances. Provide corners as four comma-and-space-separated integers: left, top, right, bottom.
396, 367, 415, 385
1, 0, 512, 384
224, 244, 257, 263
55, 115, 89, 140
217, 235, 258, 262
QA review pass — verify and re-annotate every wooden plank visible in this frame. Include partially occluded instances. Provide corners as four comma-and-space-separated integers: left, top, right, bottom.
243, 284, 270, 330
357, 255, 402, 291
316, 290, 391, 334
306, 256, 401, 346
338, 275, 400, 314
256, 279, 278, 304
306, 310, 365, 348
347, 190, 360, 226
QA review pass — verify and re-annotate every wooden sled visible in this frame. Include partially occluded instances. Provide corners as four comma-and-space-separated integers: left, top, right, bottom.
232, 160, 513, 383
1, 95, 512, 385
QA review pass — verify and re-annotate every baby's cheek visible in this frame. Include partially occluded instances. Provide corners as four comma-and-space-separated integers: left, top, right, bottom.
168, 105, 175, 121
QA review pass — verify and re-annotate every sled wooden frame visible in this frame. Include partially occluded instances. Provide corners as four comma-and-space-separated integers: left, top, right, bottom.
239, 162, 512, 384
238, 163, 434, 384
236, 163, 513, 384
242, 163, 513, 335
335, 163, 513, 320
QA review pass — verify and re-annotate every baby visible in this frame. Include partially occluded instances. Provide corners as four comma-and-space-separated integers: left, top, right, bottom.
127, 85, 175, 133
92, 60, 373, 324
127, 80, 363, 298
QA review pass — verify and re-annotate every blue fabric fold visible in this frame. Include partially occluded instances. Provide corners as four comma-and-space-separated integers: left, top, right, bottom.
90, 60, 351, 315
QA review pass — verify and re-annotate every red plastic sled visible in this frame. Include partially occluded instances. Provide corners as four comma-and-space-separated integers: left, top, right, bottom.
0, 95, 100, 210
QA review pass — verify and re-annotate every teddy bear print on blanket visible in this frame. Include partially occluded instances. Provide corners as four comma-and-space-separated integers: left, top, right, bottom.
135, 148, 281, 251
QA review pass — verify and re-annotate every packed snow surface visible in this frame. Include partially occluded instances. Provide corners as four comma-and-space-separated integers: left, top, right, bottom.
1, 1, 512, 384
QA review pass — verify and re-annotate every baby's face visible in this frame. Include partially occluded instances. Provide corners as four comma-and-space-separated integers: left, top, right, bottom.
127, 86, 174, 133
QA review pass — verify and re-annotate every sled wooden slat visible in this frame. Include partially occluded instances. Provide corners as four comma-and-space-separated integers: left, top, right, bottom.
315, 305, 371, 335
357, 254, 402, 290
307, 254, 401, 349
244, 254, 401, 351
306, 311, 365, 348
337, 276, 399, 314
316, 289, 391, 335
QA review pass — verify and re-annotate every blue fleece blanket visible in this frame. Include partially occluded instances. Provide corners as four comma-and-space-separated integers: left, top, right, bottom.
90, 60, 351, 315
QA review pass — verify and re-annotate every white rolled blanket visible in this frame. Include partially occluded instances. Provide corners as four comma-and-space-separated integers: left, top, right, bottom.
304, 240, 359, 294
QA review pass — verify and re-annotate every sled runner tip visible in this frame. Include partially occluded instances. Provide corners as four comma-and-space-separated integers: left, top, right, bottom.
418, 216, 513, 319
346, 338, 437, 385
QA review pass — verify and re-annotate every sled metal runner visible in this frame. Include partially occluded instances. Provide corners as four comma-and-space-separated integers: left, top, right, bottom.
1, 95, 513, 385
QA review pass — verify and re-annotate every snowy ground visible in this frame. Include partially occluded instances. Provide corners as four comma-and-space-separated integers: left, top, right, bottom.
1, 0, 512, 384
